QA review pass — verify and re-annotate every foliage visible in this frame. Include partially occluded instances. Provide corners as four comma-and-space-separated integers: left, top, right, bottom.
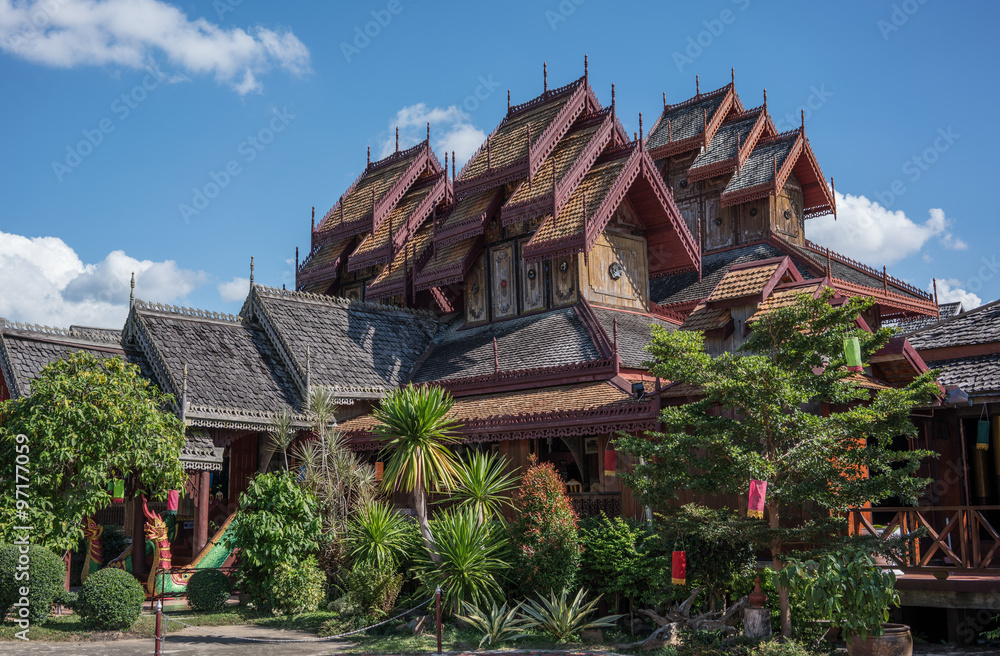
779, 548, 899, 640
457, 600, 529, 647
374, 384, 461, 555
344, 558, 404, 618
76, 567, 144, 631
518, 587, 623, 642
100, 525, 130, 562
53, 589, 78, 610
0, 544, 66, 624
266, 406, 297, 470
347, 500, 411, 570
291, 387, 377, 573
507, 454, 582, 597
0, 352, 187, 552
186, 569, 232, 612
451, 451, 518, 523
415, 506, 507, 614
271, 556, 327, 616
617, 291, 939, 635
750, 638, 815, 656
226, 471, 322, 610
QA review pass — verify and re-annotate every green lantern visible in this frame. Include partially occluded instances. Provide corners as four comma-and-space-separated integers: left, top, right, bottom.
844, 337, 863, 372
111, 479, 124, 502
978, 420, 991, 451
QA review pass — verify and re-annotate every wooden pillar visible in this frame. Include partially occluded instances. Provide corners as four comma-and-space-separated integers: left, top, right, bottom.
132, 492, 146, 576
194, 470, 210, 555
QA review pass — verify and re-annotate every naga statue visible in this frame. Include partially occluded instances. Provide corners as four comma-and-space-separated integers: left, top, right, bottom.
80, 517, 103, 583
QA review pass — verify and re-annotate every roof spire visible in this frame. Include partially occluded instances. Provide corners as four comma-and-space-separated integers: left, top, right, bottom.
584, 54, 588, 81
295, 246, 299, 272
639, 112, 643, 145
826, 247, 832, 277
367, 145, 370, 167
427, 121, 430, 143
452, 151, 456, 182
668, 119, 672, 142
703, 108, 707, 131
696, 74, 700, 96
731, 67, 735, 87
543, 61, 547, 92
831, 177, 837, 220
883, 265, 888, 292
486, 135, 491, 171
763, 88, 768, 111
181, 362, 188, 424
129, 272, 135, 307
663, 91, 667, 112
507, 89, 510, 111
933, 278, 939, 305
395, 126, 399, 152
611, 83, 616, 122
249, 256, 254, 285
444, 151, 448, 179
800, 109, 805, 133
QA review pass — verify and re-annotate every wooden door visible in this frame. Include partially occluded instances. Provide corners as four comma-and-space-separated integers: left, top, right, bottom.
229, 435, 258, 503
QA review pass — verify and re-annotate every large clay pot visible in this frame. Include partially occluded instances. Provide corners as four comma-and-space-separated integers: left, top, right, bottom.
846, 623, 913, 656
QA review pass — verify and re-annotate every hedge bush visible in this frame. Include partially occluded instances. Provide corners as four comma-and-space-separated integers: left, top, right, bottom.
76, 567, 144, 630
0, 544, 66, 624
345, 558, 403, 617
186, 569, 232, 612
271, 557, 326, 616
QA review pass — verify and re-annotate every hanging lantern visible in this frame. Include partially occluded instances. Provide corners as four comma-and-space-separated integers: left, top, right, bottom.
671, 550, 687, 586
604, 448, 617, 477
166, 489, 179, 512
748, 479, 768, 519
844, 337, 863, 372
375, 461, 384, 483
978, 420, 991, 451
111, 479, 124, 503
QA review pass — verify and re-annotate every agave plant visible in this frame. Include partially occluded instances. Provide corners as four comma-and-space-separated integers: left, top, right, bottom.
347, 500, 412, 570
519, 588, 623, 641
415, 506, 507, 613
458, 601, 530, 648
451, 451, 519, 524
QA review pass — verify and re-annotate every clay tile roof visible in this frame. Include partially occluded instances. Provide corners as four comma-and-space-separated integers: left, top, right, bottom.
416, 236, 479, 287
367, 223, 433, 292
680, 304, 732, 332
924, 352, 1000, 397
689, 111, 759, 172
646, 86, 730, 151
530, 154, 629, 244
749, 282, 823, 321
890, 302, 964, 333
706, 263, 780, 302
505, 121, 602, 209
906, 299, 1000, 350
437, 187, 500, 237
297, 234, 355, 280
319, 150, 418, 231
724, 133, 798, 195
844, 373, 892, 391
351, 182, 434, 263
659, 381, 703, 399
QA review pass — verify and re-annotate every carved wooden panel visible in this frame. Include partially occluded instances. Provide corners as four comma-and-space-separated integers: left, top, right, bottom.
773, 173, 804, 244
519, 239, 546, 314
490, 243, 516, 320
342, 283, 363, 302
552, 254, 578, 307
703, 196, 734, 251
724, 197, 768, 245
676, 197, 700, 242
465, 252, 488, 324
582, 232, 648, 310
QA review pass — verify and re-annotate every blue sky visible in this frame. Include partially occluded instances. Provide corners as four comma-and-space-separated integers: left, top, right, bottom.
1, 0, 997, 327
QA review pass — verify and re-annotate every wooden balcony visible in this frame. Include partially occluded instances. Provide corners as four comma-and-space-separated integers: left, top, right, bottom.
848, 506, 1000, 570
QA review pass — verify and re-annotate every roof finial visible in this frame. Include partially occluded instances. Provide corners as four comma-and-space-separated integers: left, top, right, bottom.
763, 88, 768, 110
703, 108, 707, 131
249, 256, 254, 285
584, 54, 588, 81
306, 346, 311, 392
367, 145, 370, 167
883, 265, 888, 292
668, 119, 672, 142
543, 61, 547, 92
663, 91, 667, 112
639, 112, 643, 144
507, 89, 510, 111
452, 151, 456, 182
696, 74, 700, 96
487, 135, 491, 171
492, 336, 499, 377
611, 83, 616, 121
444, 151, 448, 179
933, 278, 939, 305
826, 247, 832, 277
295, 246, 299, 271
731, 67, 735, 87
395, 126, 399, 152
831, 177, 837, 220
800, 109, 805, 133
181, 362, 188, 423
129, 272, 135, 306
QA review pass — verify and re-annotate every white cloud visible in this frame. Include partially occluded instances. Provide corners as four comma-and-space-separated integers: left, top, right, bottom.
218, 276, 249, 302
808, 192, 966, 266
933, 278, 981, 310
379, 103, 486, 168
0, 230, 206, 328
0, 0, 310, 94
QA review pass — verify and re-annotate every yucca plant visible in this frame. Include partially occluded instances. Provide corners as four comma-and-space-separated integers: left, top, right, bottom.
519, 588, 623, 642
267, 405, 297, 469
451, 451, 519, 524
347, 500, 411, 570
374, 384, 462, 559
415, 506, 507, 614
458, 601, 530, 647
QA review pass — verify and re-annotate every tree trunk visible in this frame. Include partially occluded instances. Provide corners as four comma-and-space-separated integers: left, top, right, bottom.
415, 485, 441, 563
768, 501, 792, 638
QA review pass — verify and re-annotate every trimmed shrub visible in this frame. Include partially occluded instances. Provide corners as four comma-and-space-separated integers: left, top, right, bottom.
345, 557, 403, 617
271, 557, 326, 616
751, 638, 814, 656
76, 567, 144, 630
53, 589, 78, 610
507, 455, 581, 598
0, 544, 66, 624
186, 569, 232, 612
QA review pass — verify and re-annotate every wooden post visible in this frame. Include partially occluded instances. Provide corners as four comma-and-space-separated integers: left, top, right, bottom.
154, 598, 163, 656
194, 470, 210, 555
435, 585, 442, 654
132, 492, 146, 576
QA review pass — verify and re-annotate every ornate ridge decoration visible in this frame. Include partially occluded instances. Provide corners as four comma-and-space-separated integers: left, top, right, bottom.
413, 236, 485, 293
247, 290, 308, 395
129, 311, 182, 413
649, 303, 688, 325
638, 155, 702, 275
508, 75, 585, 117
296, 236, 355, 287
134, 300, 243, 324
686, 109, 768, 184
253, 284, 439, 320
527, 83, 589, 179
799, 241, 932, 301
647, 84, 735, 159
185, 404, 309, 427
373, 145, 437, 233
573, 299, 615, 360
435, 189, 504, 247
0, 320, 124, 345
0, 330, 22, 399
437, 355, 619, 397
719, 132, 802, 208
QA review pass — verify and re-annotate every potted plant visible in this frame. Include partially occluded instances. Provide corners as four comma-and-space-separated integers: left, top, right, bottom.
781, 548, 912, 656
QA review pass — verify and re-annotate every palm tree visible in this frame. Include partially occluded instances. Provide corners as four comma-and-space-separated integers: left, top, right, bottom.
373, 384, 461, 559
452, 451, 519, 524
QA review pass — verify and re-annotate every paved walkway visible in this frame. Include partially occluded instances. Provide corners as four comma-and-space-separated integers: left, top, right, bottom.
0, 625, 348, 656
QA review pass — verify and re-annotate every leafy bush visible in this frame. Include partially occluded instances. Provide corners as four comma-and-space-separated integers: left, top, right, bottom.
226, 471, 322, 610
345, 559, 403, 617
271, 556, 326, 616
750, 638, 814, 656
458, 600, 528, 647
101, 525, 131, 562
186, 569, 232, 612
507, 455, 581, 597
53, 589, 78, 609
76, 567, 144, 630
348, 500, 411, 570
0, 544, 66, 624
416, 506, 507, 614
518, 587, 622, 641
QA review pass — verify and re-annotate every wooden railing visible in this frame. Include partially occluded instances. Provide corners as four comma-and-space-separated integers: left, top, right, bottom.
848, 506, 1000, 570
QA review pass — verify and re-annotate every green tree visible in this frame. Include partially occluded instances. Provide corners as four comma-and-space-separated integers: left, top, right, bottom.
617, 291, 938, 637
373, 384, 461, 559
0, 352, 186, 553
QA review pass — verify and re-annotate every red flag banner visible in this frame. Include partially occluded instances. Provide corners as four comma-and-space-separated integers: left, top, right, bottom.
604, 448, 616, 477
748, 479, 767, 519
672, 550, 686, 585
167, 489, 179, 512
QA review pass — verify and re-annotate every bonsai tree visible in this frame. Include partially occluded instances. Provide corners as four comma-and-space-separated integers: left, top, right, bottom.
374, 384, 461, 559
618, 291, 938, 637
0, 352, 186, 552
780, 548, 899, 641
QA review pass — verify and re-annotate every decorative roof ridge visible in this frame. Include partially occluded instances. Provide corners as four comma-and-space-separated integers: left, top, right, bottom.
252, 283, 439, 320
799, 240, 932, 301
134, 300, 244, 324
574, 298, 615, 360
367, 139, 428, 173
723, 104, 765, 122
507, 75, 585, 117
0, 319, 124, 346
127, 307, 181, 412
662, 83, 731, 112
186, 403, 308, 422
0, 327, 21, 399
902, 296, 1000, 338
757, 128, 802, 144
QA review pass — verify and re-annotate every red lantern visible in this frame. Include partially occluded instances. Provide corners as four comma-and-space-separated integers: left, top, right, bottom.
748, 479, 767, 519
672, 550, 686, 586
604, 448, 617, 478
166, 489, 179, 512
